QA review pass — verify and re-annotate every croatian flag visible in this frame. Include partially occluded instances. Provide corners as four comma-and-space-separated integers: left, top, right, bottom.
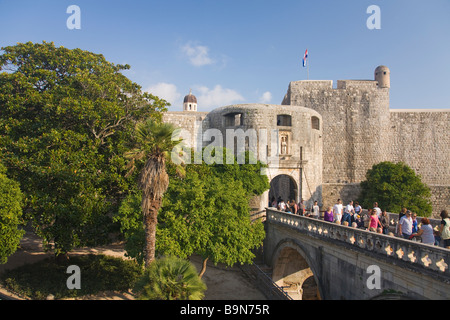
302, 49, 308, 67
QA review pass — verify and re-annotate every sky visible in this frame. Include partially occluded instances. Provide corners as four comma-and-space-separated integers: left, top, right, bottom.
1, 0, 449, 111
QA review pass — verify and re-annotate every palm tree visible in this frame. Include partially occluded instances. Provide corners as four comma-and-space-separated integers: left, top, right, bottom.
133, 256, 207, 300
125, 118, 182, 267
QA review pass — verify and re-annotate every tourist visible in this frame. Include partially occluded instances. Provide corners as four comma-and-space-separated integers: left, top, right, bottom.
354, 201, 362, 225
333, 199, 343, 224
439, 210, 450, 249
396, 208, 407, 234
362, 209, 371, 229
373, 202, 382, 218
399, 207, 407, 220
398, 210, 413, 239
312, 200, 320, 219
342, 200, 355, 226
379, 210, 390, 234
289, 200, 298, 214
410, 217, 435, 245
368, 209, 382, 232
285, 202, 292, 213
278, 199, 286, 211
411, 213, 418, 234
324, 206, 334, 222
298, 199, 305, 216
270, 197, 277, 208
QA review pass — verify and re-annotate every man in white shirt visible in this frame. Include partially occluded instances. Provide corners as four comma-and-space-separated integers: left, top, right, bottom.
333, 199, 343, 224
398, 210, 413, 239
312, 200, 320, 219
343, 200, 355, 225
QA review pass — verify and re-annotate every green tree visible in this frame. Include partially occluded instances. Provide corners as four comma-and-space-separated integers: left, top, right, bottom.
133, 256, 206, 300
358, 161, 432, 216
0, 41, 167, 259
124, 119, 181, 267
115, 148, 269, 277
0, 163, 25, 264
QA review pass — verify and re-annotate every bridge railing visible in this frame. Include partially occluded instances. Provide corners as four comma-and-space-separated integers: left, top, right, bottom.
266, 208, 450, 276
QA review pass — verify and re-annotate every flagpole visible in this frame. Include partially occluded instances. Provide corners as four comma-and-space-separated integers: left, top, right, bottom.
307, 60, 309, 80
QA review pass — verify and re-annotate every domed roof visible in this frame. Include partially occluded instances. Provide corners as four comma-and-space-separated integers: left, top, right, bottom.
375, 65, 390, 74
183, 90, 197, 104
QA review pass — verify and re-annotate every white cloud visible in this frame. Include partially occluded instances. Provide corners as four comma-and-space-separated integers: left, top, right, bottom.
182, 43, 214, 66
259, 91, 272, 104
196, 85, 245, 109
145, 82, 181, 106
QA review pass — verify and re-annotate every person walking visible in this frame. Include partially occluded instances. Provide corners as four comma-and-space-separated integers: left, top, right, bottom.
333, 199, 343, 224
380, 210, 390, 234
324, 206, 334, 222
368, 209, 382, 232
398, 210, 413, 239
342, 200, 355, 226
439, 210, 450, 249
411, 213, 418, 234
312, 200, 320, 219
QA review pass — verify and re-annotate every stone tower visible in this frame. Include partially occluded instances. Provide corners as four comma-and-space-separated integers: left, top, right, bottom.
375, 65, 390, 89
183, 90, 197, 111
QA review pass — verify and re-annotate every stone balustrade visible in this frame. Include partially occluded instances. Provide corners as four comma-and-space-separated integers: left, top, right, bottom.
266, 208, 450, 276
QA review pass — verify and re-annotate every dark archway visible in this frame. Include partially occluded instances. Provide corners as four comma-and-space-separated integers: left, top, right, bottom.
269, 174, 297, 206
272, 244, 320, 300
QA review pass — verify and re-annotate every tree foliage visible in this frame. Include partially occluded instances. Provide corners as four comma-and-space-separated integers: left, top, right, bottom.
0, 41, 167, 257
114, 148, 269, 274
358, 161, 432, 216
0, 163, 25, 264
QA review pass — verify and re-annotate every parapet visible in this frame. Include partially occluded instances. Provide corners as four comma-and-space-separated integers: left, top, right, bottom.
289, 80, 334, 91
336, 80, 378, 90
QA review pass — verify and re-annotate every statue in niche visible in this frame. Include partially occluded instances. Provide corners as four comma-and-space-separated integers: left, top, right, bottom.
281, 135, 288, 155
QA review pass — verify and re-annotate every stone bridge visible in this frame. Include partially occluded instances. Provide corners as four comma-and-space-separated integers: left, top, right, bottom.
262, 208, 450, 300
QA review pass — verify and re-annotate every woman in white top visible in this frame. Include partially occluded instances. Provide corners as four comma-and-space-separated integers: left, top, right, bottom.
410, 217, 435, 245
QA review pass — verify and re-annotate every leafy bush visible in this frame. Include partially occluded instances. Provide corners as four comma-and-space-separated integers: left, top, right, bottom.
0, 254, 142, 299
0, 162, 25, 264
358, 161, 432, 216
133, 256, 206, 300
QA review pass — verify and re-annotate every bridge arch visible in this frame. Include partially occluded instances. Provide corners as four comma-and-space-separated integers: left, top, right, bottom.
271, 239, 322, 300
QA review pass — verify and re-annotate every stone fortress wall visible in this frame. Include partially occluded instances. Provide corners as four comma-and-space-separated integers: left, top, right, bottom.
163, 66, 450, 218
281, 67, 450, 217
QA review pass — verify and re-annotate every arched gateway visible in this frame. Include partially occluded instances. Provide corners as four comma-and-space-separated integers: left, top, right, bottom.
269, 174, 298, 206
272, 240, 321, 300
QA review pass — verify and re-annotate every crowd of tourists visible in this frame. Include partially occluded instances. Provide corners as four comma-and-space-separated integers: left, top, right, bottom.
269, 197, 450, 248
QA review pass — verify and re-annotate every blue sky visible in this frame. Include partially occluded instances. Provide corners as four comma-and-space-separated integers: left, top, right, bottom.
1, 0, 449, 111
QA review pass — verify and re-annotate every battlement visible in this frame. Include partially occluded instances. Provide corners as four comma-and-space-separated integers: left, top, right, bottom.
289, 80, 333, 91
336, 80, 378, 90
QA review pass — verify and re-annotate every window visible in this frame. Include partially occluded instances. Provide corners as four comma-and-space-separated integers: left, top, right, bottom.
277, 114, 292, 126
311, 116, 320, 130
224, 113, 244, 127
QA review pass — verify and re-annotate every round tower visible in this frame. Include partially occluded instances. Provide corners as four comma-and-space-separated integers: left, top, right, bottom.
374, 65, 390, 89
183, 90, 197, 111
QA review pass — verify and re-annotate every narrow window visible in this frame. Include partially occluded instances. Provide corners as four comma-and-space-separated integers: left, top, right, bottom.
277, 115, 292, 126
311, 116, 320, 130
